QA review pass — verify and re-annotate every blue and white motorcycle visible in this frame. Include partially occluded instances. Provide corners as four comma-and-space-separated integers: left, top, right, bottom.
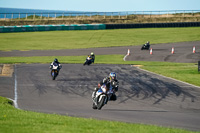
92, 84, 109, 110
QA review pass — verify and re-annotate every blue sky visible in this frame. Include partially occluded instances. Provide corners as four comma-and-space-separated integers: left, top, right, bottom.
0, 0, 200, 12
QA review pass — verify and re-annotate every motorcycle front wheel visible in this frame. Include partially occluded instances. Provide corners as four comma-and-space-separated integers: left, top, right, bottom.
92, 103, 97, 110
51, 70, 57, 80
97, 96, 106, 110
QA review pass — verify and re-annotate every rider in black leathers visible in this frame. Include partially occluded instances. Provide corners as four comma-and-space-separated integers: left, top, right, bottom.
49, 58, 62, 75
92, 72, 119, 101
145, 41, 150, 47
90, 52, 95, 64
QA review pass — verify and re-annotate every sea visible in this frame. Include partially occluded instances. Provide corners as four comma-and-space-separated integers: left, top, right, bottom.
0, 7, 89, 19
0, 7, 123, 19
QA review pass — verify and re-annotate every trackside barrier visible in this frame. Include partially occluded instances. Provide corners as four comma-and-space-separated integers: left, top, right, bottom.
105, 22, 200, 29
0, 24, 106, 33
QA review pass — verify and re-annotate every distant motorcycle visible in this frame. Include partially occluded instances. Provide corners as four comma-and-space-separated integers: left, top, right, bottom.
141, 43, 150, 50
92, 84, 109, 110
83, 56, 92, 66
50, 63, 60, 80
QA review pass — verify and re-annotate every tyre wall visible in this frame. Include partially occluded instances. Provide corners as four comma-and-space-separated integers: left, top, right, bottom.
1, 22, 200, 33
105, 22, 200, 29
0, 24, 106, 33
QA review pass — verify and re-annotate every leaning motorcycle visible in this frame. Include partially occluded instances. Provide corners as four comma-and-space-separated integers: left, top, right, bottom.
141, 44, 150, 50
50, 64, 59, 80
83, 56, 92, 66
92, 84, 109, 110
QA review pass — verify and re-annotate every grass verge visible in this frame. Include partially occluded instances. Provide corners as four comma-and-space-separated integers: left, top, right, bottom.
0, 27, 200, 51
0, 96, 195, 133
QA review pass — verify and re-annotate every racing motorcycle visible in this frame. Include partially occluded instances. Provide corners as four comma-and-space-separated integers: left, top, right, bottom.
92, 81, 118, 110
141, 43, 150, 50
83, 56, 92, 66
92, 84, 109, 110
50, 63, 60, 80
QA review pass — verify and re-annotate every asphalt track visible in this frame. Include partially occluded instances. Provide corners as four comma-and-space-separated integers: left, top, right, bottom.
1, 41, 200, 63
0, 41, 200, 131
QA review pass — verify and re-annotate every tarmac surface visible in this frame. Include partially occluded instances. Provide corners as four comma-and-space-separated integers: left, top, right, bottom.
0, 41, 200, 131
1, 41, 200, 63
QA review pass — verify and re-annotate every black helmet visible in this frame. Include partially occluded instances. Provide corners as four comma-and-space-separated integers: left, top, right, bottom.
54, 58, 58, 63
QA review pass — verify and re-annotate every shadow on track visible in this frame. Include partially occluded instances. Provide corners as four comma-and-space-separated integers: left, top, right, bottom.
104, 109, 168, 113
117, 69, 196, 105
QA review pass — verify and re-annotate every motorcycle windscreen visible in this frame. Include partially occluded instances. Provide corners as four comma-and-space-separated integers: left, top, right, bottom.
53, 62, 58, 66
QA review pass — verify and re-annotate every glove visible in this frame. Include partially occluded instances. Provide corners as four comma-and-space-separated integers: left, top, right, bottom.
103, 78, 107, 83
98, 83, 101, 88
112, 81, 119, 89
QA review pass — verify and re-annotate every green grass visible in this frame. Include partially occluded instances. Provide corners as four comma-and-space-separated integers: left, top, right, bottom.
0, 27, 200, 51
1, 55, 200, 87
141, 63, 200, 87
0, 96, 195, 133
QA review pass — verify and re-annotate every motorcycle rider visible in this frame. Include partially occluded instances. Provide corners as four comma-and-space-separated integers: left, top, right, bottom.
84, 55, 92, 65
90, 52, 95, 63
92, 72, 119, 101
49, 58, 62, 75
145, 41, 150, 47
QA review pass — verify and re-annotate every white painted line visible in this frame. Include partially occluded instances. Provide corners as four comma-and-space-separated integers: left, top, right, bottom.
14, 64, 19, 109
7, 97, 14, 102
134, 66, 200, 89
123, 54, 128, 61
